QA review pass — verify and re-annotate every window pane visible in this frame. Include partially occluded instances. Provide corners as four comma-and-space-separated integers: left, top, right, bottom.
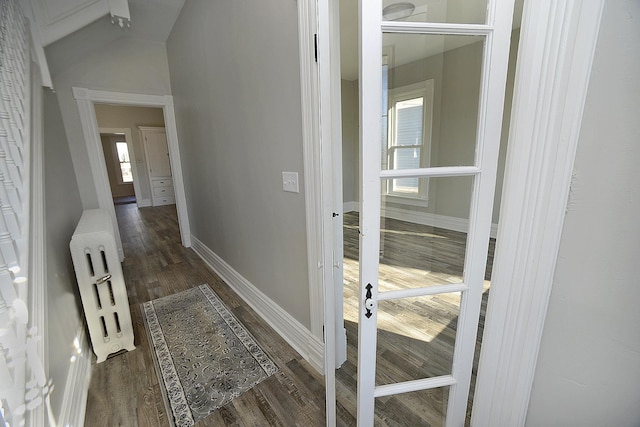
396, 98, 423, 147
382, 0, 487, 24
116, 142, 130, 162
376, 294, 461, 385
383, 33, 485, 168
380, 176, 475, 289
375, 387, 450, 426
393, 146, 421, 170
120, 162, 133, 183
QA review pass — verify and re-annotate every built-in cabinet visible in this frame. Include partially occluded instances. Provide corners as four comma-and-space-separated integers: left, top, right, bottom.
140, 126, 175, 206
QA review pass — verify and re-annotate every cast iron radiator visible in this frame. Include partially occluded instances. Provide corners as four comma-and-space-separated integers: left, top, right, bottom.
70, 209, 135, 362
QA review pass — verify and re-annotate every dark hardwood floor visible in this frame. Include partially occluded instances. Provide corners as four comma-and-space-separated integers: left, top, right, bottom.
83, 205, 491, 426
84, 204, 326, 426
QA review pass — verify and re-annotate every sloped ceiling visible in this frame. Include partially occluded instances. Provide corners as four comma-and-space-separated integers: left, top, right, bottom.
34, 0, 184, 76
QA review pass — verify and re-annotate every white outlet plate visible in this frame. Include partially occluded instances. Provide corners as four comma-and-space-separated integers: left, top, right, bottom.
282, 171, 299, 193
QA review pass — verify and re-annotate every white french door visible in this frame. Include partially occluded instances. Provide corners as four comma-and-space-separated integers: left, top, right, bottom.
357, 0, 515, 425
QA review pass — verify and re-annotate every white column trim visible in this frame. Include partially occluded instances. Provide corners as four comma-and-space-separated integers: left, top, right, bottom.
28, 47, 46, 427
471, 1, 605, 425
297, 0, 324, 356
73, 88, 191, 257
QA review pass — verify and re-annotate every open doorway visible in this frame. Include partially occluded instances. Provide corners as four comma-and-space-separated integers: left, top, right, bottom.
73, 87, 191, 260
334, 0, 522, 424
95, 104, 167, 209
99, 131, 138, 206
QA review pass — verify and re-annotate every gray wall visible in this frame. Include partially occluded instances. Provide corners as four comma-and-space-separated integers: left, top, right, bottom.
527, 1, 640, 425
95, 104, 166, 202
43, 89, 85, 419
166, 0, 311, 327
46, 36, 172, 209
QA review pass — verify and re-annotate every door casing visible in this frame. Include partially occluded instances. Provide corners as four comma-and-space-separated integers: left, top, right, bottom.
73, 87, 192, 260
302, 0, 607, 425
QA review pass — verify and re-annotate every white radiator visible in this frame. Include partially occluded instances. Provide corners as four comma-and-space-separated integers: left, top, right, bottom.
70, 209, 135, 362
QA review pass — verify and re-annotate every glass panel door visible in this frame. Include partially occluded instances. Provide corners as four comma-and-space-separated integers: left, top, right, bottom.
356, 0, 515, 425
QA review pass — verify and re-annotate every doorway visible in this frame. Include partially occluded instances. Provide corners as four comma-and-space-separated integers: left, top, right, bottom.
73, 87, 192, 260
95, 104, 168, 211
98, 129, 138, 206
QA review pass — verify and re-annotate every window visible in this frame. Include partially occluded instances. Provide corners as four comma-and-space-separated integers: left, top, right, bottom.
116, 142, 133, 183
383, 80, 434, 201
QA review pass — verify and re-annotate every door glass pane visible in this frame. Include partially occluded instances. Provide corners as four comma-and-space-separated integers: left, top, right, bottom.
376, 293, 460, 385
382, 33, 484, 168
375, 386, 450, 426
382, 0, 487, 24
380, 176, 474, 290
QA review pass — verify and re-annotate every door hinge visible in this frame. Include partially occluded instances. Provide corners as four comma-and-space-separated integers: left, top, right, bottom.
314, 34, 318, 63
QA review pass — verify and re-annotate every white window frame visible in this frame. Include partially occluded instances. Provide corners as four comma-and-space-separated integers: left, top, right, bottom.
383, 79, 434, 204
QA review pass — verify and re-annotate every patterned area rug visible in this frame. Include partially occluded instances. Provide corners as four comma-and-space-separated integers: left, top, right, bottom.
142, 284, 278, 426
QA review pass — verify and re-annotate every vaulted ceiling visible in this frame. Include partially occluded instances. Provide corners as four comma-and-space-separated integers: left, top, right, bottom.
22, 0, 184, 82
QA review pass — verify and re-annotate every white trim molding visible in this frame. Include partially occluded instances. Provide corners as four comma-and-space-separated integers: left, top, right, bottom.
472, 1, 605, 425
297, 0, 325, 355
73, 87, 192, 260
190, 235, 324, 374
57, 328, 92, 427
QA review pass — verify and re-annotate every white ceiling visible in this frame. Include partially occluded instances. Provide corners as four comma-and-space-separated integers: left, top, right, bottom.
44, 0, 184, 75
42, 0, 523, 82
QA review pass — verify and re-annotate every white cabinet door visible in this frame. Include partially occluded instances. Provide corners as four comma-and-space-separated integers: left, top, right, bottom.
143, 128, 171, 178
141, 127, 175, 206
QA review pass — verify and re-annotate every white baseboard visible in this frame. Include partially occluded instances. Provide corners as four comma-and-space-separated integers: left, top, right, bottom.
58, 327, 92, 427
137, 199, 152, 208
190, 235, 324, 374
343, 201, 498, 238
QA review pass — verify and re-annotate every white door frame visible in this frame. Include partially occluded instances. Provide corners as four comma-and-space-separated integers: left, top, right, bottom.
98, 127, 144, 205
305, 0, 605, 425
73, 87, 191, 260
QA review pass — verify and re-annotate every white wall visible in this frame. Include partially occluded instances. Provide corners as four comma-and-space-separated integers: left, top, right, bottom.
45, 35, 172, 208
166, 0, 310, 327
43, 89, 85, 420
526, 2, 640, 425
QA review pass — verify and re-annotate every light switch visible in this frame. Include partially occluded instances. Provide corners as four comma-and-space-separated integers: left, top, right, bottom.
282, 172, 299, 193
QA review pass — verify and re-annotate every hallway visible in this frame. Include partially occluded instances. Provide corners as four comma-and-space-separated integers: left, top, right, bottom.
83, 204, 325, 426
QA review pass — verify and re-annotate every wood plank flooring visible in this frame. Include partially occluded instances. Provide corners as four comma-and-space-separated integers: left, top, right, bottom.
83, 205, 491, 426
83, 204, 326, 426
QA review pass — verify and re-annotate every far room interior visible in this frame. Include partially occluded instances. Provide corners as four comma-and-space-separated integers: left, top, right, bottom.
94, 104, 173, 210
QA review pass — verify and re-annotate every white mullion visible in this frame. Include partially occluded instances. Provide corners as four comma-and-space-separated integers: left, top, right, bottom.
374, 375, 457, 398
382, 22, 492, 36
357, 0, 383, 424
380, 165, 480, 179
445, 0, 516, 425
378, 283, 468, 302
